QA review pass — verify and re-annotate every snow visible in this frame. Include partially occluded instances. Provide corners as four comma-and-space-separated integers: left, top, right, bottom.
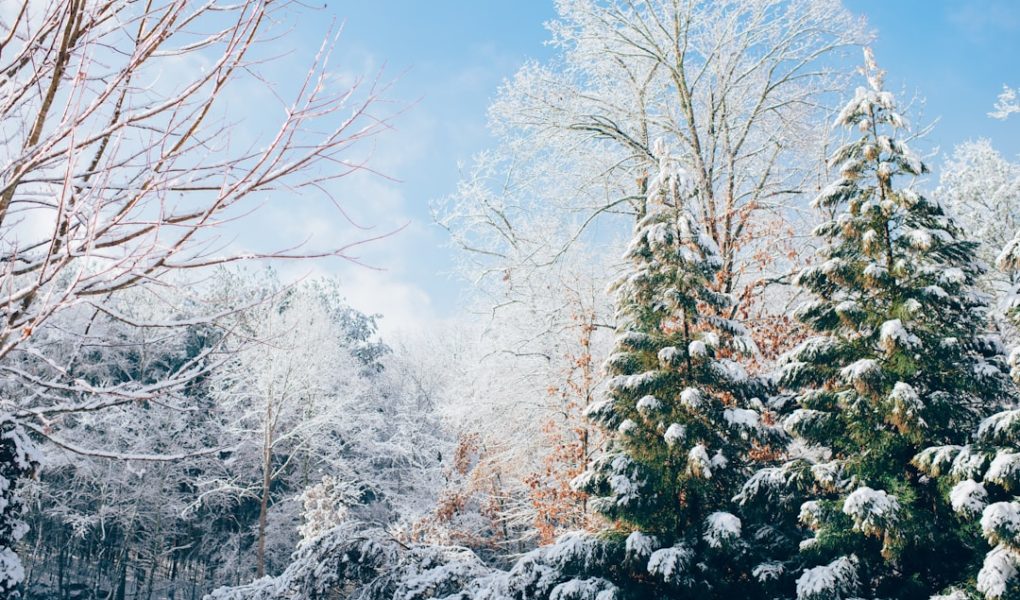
0, 548, 25, 596
780, 336, 835, 363
991, 85, 1020, 120
647, 545, 693, 586
879, 319, 920, 352
688, 340, 708, 358
548, 577, 619, 600
616, 331, 652, 350
949, 479, 988, 516
904, 228, 933, 250
888, 381, 924, 426
777, 360, 809, 384
686, 444, 712, 479
811, 461, 843, 490
680, 387, 703, 409
813, 179, 854, 208
999, 234, 1020, 271
625, 531, 657, 561
842, 486, 900, 536
783, 409, 826, 436
710, 450, 728, 470
974, 359, 1004, 380
799, 500, 823, 529
703, 512, 742, 548
608, 371, 661, 393
752, 561, 784, 583
840, 358, 880, 385
899, 188, 921, 208
834, 85, 872, 126
607, 456, 642, 505
734, 463, 801, 507
646, 139, 694, 203
979, 410, 1020, 445
864, 262, 888, 280
795, 555, 859, 600
913, 446, 962, 477
0, 420, 41, 470
981, 502, 1020, 547
835, 300, 861, 318
940, 267, 966, 285
636, 395, 661, 414
618, 419, 638, 434
986, 451, 1020, 489
724, 408, 760, 430
664, 423, 686, 447
951, 445, 990, 481
713, 359, 749, 383
978, 545, 1020, 600
657, 346, 680, 366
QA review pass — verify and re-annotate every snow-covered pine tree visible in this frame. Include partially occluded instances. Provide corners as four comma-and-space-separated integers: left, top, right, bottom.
0, 417, 39, 599
908, 237, 1020, 600
502, 140, 784, 599
765, 50, 1014, 600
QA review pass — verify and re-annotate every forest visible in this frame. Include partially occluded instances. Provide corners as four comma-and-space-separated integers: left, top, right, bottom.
2, 1, 1020, 599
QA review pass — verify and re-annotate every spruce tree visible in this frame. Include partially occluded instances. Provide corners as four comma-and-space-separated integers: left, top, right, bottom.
909, 236, 1020, 600
0, 417, 39, 599
524, 141, 784, 599
763, 51, 1013, 600
447, 143, 782, 600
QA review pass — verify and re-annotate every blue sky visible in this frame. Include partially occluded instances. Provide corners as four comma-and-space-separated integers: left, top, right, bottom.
264, 1, 1020, 335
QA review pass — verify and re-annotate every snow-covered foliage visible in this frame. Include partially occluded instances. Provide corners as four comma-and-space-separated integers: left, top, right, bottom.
0, 417, 39, 599
15, 274, 449, 596
938, 138, 1020, 336
990, 85, 1020, 121
795, 555, 859, 600
759, 48, 1016, 599
951, 480, 990, 517
842, 487, 901, 539
561, 140, 782, 596
703, 512, 742, 549
919, 402, 1020, 600
209, 523, 492, 600
646, 545, 694, 586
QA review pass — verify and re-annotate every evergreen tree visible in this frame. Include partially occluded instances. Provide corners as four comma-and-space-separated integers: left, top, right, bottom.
909, 235, 1020, 600
465, 142, 783, 600
761, 50, 1014, 600
0, 417, 39, 599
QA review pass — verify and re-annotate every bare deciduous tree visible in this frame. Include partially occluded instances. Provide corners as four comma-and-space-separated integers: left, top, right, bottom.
437, 0, 868, 312
0, 0, 395, 589
1, 0, 391, 392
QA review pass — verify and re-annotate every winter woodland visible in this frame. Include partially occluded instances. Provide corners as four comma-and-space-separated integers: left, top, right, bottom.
2, 1, 1020, 599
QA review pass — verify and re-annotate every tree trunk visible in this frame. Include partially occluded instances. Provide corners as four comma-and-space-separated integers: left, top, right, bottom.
256, 432, 273, 578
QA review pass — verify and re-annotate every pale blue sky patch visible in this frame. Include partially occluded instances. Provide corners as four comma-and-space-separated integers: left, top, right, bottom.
235, 1, 1020, 336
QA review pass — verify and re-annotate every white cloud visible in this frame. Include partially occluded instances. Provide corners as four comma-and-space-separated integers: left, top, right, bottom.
335, 266, 436, 339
